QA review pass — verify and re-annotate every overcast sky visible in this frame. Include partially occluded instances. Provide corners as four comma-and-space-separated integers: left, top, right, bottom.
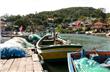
0, 0, 110, 16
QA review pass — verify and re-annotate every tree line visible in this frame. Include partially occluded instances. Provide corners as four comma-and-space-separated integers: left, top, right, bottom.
2, 7, 110, 33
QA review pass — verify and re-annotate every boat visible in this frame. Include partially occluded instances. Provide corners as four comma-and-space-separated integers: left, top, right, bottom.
106, 32, 110, 37
67, 49, 110, 72
36, 34, 82, 62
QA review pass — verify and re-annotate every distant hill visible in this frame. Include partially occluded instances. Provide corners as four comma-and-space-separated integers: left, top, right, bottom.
4, 7, 107, 32
39, 7, 106, 21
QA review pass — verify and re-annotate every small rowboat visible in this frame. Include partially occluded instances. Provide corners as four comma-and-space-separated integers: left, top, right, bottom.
36, 34, 82, 62
67, 50, 110, 72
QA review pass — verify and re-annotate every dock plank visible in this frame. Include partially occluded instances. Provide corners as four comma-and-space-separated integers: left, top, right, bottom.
25, 57, 33, 72
0, 59, 8, 71
0, 59, 7, 65
1, 59, 14, 72
0, 59, 7, 66
0, 54, 43, 72
33, 61, 43, 72
32, 54, 43, 72
8, 58, 20, 72
17, 57, 26, 72
32, 54, 40, 62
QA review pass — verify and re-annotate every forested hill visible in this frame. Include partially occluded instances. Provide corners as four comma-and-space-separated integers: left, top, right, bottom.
39, 7, 106, 20
3, 7, 108, 32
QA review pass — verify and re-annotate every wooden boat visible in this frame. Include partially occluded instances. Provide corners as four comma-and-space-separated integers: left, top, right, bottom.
67, 50, 110, 72
36, 34, 82, 62
106, 32, 110, 37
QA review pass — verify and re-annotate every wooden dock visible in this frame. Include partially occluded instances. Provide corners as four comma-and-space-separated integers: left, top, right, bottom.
0, 54, 44, 72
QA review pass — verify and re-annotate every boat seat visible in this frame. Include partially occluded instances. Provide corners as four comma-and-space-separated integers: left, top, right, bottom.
41, 40, 54, 45
89, 54, 99, 59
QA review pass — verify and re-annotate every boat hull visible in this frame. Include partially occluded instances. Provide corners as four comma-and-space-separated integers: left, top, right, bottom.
40, 52, 67, 62
37, 45, 82, 62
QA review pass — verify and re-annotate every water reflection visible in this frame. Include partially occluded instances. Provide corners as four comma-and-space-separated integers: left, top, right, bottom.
43, 62, 69, 72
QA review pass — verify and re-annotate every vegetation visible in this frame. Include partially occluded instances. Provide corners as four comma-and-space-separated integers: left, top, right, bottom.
2, 7, 110, 33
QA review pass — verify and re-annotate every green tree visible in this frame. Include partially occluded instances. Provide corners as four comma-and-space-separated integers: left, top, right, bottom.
56, 25, 62, 33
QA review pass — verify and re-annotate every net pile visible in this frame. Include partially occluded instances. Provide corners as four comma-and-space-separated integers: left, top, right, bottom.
0, 37, 35, 58
73, 57, 110, 72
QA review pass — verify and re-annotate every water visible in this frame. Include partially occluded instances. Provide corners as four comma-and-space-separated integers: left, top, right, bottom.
43, 62, 69, 72
44, 34, 110, 72
60, 34, 110, 50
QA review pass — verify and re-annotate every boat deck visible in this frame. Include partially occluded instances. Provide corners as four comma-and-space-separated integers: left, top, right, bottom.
0, 54, 43, 72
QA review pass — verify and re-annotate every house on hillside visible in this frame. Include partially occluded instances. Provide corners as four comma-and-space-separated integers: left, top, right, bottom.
91, 21, 107, 32
69, 20, 83, 29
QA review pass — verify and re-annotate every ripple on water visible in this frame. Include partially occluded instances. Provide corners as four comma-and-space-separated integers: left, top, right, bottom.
60, 34, 110, 50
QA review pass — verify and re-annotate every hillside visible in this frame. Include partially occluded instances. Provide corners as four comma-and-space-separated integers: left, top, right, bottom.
39, 7, 106, 20
3, 7, 107, 32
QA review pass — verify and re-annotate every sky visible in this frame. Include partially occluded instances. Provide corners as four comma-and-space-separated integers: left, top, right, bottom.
0, 0, 110, 16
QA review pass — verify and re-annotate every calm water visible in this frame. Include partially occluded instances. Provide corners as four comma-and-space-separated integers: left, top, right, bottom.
44, 34, 110, 72
60, 34, 110, 50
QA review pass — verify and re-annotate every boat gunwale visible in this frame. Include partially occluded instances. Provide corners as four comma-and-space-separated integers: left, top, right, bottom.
67, 52, 77, 72
37, 45, 82, 50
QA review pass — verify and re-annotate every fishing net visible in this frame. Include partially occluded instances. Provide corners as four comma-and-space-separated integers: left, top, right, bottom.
28, 34, 41, 43
73, 57, 110, 72
4, 37, 35, 48
0, 45, 26, 58
0, 37, 35, 58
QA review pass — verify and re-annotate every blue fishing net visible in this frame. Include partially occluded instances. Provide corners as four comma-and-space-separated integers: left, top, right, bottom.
0, 37, 35, 59
74, 57, 110, 72
0, 47, 26, 58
